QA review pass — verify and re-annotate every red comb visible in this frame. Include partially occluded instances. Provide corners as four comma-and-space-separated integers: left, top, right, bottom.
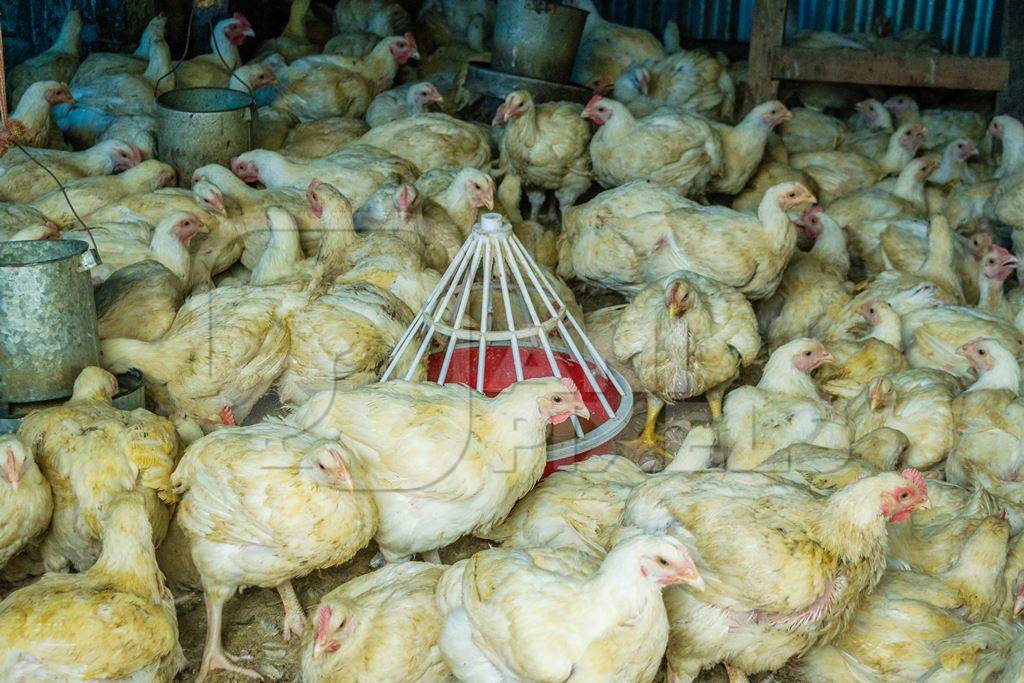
900, 469, 928, 493
403, 32, 418, 49
560, 376, 579, 394
316, 604, 331, 642
309, 177, 322, 189
584, 94, 604, 109
232, 12, 251, 30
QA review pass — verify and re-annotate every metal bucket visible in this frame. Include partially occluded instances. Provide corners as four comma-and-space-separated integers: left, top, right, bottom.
155, 87, 254, 186
491, 0, 587, 83
0, 239, 100, 404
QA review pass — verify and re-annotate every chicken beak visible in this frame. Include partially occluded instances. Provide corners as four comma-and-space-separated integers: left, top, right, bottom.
916, 497, 931, 511
4, 448, 19, 491
667, 562, 704, 590
1014, 593, 1024, 619
243, 27, 256, 37
574, 401, 590, 421
491, 103, 508, 126
819, 352, 835, 365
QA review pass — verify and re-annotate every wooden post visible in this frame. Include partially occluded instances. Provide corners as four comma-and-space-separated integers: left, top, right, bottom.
746, 0, 788, 110
998, 0, 1024, 118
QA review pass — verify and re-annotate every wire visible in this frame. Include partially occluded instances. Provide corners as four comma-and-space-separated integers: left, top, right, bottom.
155, 2, 197, 93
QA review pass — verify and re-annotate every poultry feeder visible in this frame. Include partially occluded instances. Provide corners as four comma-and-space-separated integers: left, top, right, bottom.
381, 212, 633, 475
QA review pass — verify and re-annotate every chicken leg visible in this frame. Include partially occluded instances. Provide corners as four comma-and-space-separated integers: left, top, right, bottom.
618, 395, 672, 468
198, 587, 262, 681
527, 190, 546, 222
277, 580, 306, 640
706, 381, 729, 421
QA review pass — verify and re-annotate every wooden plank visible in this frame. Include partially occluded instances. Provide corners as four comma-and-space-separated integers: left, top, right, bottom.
745, 0, 788, 109
998, 0, 1024, 118
769, 47, 1009, 91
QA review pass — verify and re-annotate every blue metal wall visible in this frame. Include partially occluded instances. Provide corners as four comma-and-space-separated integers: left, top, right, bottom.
595, 0, 1004, 56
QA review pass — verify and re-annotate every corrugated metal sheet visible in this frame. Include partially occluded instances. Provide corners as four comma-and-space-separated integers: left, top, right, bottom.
594, 0, 1004, 56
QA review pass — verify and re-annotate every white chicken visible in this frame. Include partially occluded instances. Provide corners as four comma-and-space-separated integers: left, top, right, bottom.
0, 434, 52, 572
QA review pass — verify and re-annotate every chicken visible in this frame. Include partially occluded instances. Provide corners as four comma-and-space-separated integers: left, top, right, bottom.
272, 34, 419, 120
72, 14, 166, 85
731, 160, 819, 214
33, 159, 175, 229
947, 338, 1024, 488
437, 533, 703, 682
93, 213, 206, 341
255, 0, 317, 63
301, 562, 450, 681
416, 0, 492, 51
594, 272, 760, 455
7, 11, 81, 106
720, 338, 850, 471
17, 367, 177, 573
100, 282, 293, 429
333, 0, 411, 37
0, 139, 140, 203
0, 204, 58, 241
65, 211, 205, 285
789, 123, 925, 204
709, 101, 792, 195
779, 107, 846, 154
0, 493, 185, 682
412, 165, 495, 236
356, 112, 491, 173
567, 0, 665, 89
614, 49, 735, 121
366, 81, 444, 127
885, 94, 988, 150
230, 144, 415, 205
793, 571, 1018, 682
278, 116, 370, 157
815, 299, 908, 402
0, 435, 52, 572
173, 14, 255, 89
845, 370, 959, 471
492, 90, 592, 219
583, 95, 723, 194
760, 206, 852, 349
173, 423, 377, 680
902, 305, 1024, 380
69, 35, 174, 117
290, 378, 589, 563
0, 81, 74, 150
621, 468, 930, 681
755, 428, 908, 489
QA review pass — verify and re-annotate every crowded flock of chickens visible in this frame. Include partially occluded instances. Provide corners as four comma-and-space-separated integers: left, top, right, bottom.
1, 0, 1024, 680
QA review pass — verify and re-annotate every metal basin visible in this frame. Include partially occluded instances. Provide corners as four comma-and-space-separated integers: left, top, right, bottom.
156, 87, 253, 186
0, 369, 146, 434
0, 239, 99, 403
492, 0, 587, 83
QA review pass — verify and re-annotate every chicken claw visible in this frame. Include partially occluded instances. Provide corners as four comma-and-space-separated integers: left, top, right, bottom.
277, 581, 306, 641
198, 649, 263, 681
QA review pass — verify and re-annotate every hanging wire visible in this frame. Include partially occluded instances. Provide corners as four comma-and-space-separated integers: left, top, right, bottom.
154, 2, 198, 94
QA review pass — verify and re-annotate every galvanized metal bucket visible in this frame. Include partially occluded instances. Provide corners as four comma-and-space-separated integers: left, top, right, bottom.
155, 87, 254, 186
0, 239, 100, 404
491, 0, 587, 82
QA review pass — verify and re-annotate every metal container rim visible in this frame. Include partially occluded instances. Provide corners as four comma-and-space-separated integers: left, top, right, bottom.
156, 87, 255, 114
0, 239, 87, 269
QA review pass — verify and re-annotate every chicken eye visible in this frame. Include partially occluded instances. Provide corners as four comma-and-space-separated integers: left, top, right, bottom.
979, 349, 987, 355
899, 491, 910, 500
553, 396, 563, 403
787, 192, 795, 198
804, 350, 812, 356
657, 556, 668, 566
869, 308, 876, 314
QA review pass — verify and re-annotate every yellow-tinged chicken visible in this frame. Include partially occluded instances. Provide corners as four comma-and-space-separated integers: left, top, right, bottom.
0, 435, 52, 572
755, 428, 909, 489
720, 338, 850, 471
230, 144, 416, 205
557, 179, 697, 289
598, 272, 760, 451
567, 0, 664, 89
7, 11, 81, 106
69, 36, 174, 117
412, 165, 496, 236
778, 107, 846, 154
437, 533, 702, 682
301, 562, 450, 680
366, 81, 444, 128
885, 94, 988, 150
173, 14, 255, 89
495, 173, 559, 269
0, 205, 57, 241
72, 14, 164, 86
614, 49, 734, 121
290, 378, 589, 563
759, 206, 852, 349
17, 367, 177, 573
947, 338, 1024, 488
0, 493, 185, 682
792, 571, 1018, 682
172, 423, 377, 681
621, 468, 930, 681
845, 370, 959, 471
815, 299, 907, 402
730, 160, 818, 214
32, 160, 175, 229
356, 112, 491, 173
279, 116, 370, 158
100, 281, 294, 429
254, 0, 317, 63
708, 101, 792, 195
492, 90, 592, 219
0, 140, 140, 203
1, 81, 74, 150
903, 306, 1024, 380
583, 95, 723, 194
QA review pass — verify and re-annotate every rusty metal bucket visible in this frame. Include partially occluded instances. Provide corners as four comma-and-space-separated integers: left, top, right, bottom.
0, 239, 100, 403
155, 87, 253, 186
491, 0, 587, 83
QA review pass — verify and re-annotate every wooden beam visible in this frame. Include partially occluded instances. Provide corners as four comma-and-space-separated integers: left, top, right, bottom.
745, 0, 788, 109
769, 47, 1009, 91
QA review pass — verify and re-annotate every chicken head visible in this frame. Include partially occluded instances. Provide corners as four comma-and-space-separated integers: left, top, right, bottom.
773, 182, 816, 213
230, 155, 260, 184
224, 12, 255, 47
492, 90, 534, 126
859, 298, 883, 326
883, 94, 915, 119
411, 82, 443, 110
665, 279, 695, 318
193, 180, 226, 216
791, 338, 834, 373
458, 168, 494, 210
754, 100, 791, 128
968, 231, 993, 260
387, 33, 420, 65
306, 445, 355, 491
172, 213, 205, 245
72, 366, 119, 402
1, 435, 29, 491
981, 245, 1018, 284
897, 123, 926, 152
311, 603, 354, 659
794, 205, 824, 241
878, 469, 930, 522
392, 183, 419, 220
536, 377, 590, 424
950, 138, 978, 161
110, 142, 143, 172
855, 99, 886, 129
959, 337, 998, 373
634, 534, 704, 589
307, 178, 325, 217
43, 82, 74, 106
911, 157, 939, 183
581, 95, 617, 125
866, 376, 896, 412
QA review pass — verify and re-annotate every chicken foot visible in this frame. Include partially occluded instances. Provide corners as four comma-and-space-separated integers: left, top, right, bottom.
706, 381, 729, 421
198, 587, 263, 681
725, 663, 750, 683
277, 580, 306, 640
618, 395, 673, 470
